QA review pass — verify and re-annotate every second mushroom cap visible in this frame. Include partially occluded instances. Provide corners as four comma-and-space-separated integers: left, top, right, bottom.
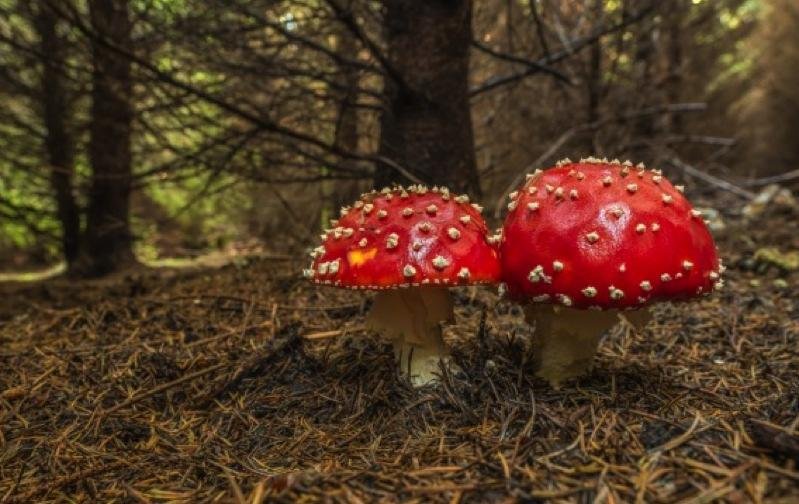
500, 159, 723, 309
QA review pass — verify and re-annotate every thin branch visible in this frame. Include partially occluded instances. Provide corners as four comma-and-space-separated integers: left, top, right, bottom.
43, 0, 412, 182
470, 4, 655, 97
743, 169, 799, 188
528, 0, 552, 60
669, 158, 756, 199
324, 0, 407, 90
232, 4, 381, 76
471, 40, 572, 84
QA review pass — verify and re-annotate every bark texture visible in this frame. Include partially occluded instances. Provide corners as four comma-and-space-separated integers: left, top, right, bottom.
79, 0, 136, 276
322, 28, 362, 228
35, 1, 81, 267
376, 0, 480, 196
584, 0, 604, 153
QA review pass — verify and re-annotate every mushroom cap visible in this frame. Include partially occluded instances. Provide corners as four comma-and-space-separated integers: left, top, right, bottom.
500, 158, 723, 309
306, 186, 500, 289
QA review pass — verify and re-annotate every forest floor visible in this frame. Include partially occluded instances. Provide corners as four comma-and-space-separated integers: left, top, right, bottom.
1, 195, 798, 503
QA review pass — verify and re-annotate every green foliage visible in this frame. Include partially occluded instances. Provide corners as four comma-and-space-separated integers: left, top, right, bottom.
133, 0, 189, 20
0, 167, 60, 256
143, 172, 250, 253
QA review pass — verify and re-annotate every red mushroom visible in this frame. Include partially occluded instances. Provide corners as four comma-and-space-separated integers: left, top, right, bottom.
500, 157, 724, 386
305, 185, 500, 386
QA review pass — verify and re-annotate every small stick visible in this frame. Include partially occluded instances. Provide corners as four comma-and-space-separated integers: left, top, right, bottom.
406, 466, 464, 476
648, 413, 703, 454
100, 326, 358, 414
303, 327, 364, 340
99, 363, 226, 418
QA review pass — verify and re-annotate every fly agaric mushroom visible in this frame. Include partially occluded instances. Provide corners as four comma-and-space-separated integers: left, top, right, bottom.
500, 157, 724, 386
305, 185, 500, 386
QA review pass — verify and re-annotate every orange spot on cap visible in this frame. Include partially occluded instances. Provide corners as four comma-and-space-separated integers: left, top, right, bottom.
347, 247, 377, 267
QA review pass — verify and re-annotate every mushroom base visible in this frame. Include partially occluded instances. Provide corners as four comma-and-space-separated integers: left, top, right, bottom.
366, 287, 455, 386
524, 305, 652, 388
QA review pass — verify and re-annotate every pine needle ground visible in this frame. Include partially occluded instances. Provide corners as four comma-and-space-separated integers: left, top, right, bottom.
1, 204, 798, 503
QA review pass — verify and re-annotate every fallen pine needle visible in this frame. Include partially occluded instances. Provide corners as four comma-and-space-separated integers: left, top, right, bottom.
99, 363, 226, 417
303, 327, 364, 340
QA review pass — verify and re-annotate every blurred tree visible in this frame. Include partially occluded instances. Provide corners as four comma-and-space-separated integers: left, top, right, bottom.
629, 3, 657, 161
739, 0, 799, 177
76, 0, 136, 275
34, 0, 81, 268
665, 0, 686, 136
374, 0, 481, 195
0, 0, 780, 274
333, 30, 361, 179
320, 25, 363, 228
585, 0, 604, 152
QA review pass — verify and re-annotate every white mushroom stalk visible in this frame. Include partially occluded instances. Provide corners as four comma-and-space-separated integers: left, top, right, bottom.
524, 305, 652, 387
367, 287, 455, 386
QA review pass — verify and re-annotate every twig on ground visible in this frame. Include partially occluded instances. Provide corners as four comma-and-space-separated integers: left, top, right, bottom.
99, 363, 227, 418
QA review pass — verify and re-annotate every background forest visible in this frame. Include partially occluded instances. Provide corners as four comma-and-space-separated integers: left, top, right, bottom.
2, 2, 799, 502
1, 0, 797, 277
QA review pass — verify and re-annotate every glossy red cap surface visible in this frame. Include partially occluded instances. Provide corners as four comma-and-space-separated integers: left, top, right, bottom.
500, 158, 724, 309
306, 186, 500, 289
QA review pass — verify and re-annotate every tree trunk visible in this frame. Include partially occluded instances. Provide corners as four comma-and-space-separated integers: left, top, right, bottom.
585, 0, 603, 153
320, 28, 362, 228
375, 0, 480, 196
630, 9, 656, 161
35, 1, 81, 268
79, 0, 136, 276
666, 0, 684, 135
333, 32, 360, 169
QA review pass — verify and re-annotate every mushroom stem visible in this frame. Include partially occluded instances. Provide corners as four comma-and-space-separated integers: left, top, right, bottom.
366, 287, 454, 386
524, 305, 620, 388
